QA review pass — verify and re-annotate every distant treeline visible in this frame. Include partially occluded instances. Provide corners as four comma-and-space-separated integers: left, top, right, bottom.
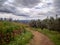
29, 15, 60, 32
0, 18, 13, 21
0, 18, 20, 22
0, 18, 30, 23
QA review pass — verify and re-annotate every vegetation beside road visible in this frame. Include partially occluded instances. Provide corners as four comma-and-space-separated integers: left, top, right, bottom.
0, 21, 33, 45
31, 28, 60, 45
29, 15, 60, 45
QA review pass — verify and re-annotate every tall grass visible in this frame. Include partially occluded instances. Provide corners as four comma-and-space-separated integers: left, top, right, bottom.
0, 21, 33, 45
9, 31, 33, 45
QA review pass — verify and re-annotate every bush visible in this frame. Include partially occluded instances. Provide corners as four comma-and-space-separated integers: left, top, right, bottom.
0, 21, 22, 45
29, 15, 60, 32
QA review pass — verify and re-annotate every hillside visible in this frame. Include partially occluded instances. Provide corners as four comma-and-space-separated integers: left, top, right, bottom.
0, 21, 33, 45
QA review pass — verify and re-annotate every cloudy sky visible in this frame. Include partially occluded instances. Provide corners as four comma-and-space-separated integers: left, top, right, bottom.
0, 0, 60, 20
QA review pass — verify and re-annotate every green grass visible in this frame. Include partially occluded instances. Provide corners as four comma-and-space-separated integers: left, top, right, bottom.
0, 21, 33, 45
9, 31, 33, 45
33, 28, 60, 45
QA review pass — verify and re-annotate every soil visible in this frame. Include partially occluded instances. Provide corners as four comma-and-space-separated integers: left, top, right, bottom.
26, 28, 54, 45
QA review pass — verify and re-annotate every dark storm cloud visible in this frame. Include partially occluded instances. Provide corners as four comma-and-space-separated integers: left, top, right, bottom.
54, 0, 60, 15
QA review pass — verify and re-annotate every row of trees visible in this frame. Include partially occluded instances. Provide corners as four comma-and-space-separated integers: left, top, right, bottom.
0, 18, 20, 22
29, 15, 60, 32
0, 18, 12, 21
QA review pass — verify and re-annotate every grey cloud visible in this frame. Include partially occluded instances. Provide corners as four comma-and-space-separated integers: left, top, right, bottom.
54, 0, 60, 9
14, 0, 40, 8
0, 0, 7, 6
54, 0, 60, 15
0, 0, 30, 17
0, 6, 29, 17
0, 0, 13, 13
0, 5, 17, 14
1, 0, 60, 19
16, 14, 30, 17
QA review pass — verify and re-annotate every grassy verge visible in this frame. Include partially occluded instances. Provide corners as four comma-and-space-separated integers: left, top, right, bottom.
0, 21, 33, 45
9, 31, 33, 45
31, 28, 60, 45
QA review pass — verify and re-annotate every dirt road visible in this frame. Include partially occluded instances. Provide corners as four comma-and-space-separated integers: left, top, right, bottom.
26, 28, 54, 45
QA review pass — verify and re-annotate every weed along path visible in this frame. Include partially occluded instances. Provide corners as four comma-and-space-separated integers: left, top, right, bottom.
26, 28, 54, 45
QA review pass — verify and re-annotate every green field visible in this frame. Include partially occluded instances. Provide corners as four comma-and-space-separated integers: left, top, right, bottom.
0, 21, 33, 45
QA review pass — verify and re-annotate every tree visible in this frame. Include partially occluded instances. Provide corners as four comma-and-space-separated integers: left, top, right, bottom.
0, 18, 3, 21
29, 20, 36, 27
29, 15, 60, 32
